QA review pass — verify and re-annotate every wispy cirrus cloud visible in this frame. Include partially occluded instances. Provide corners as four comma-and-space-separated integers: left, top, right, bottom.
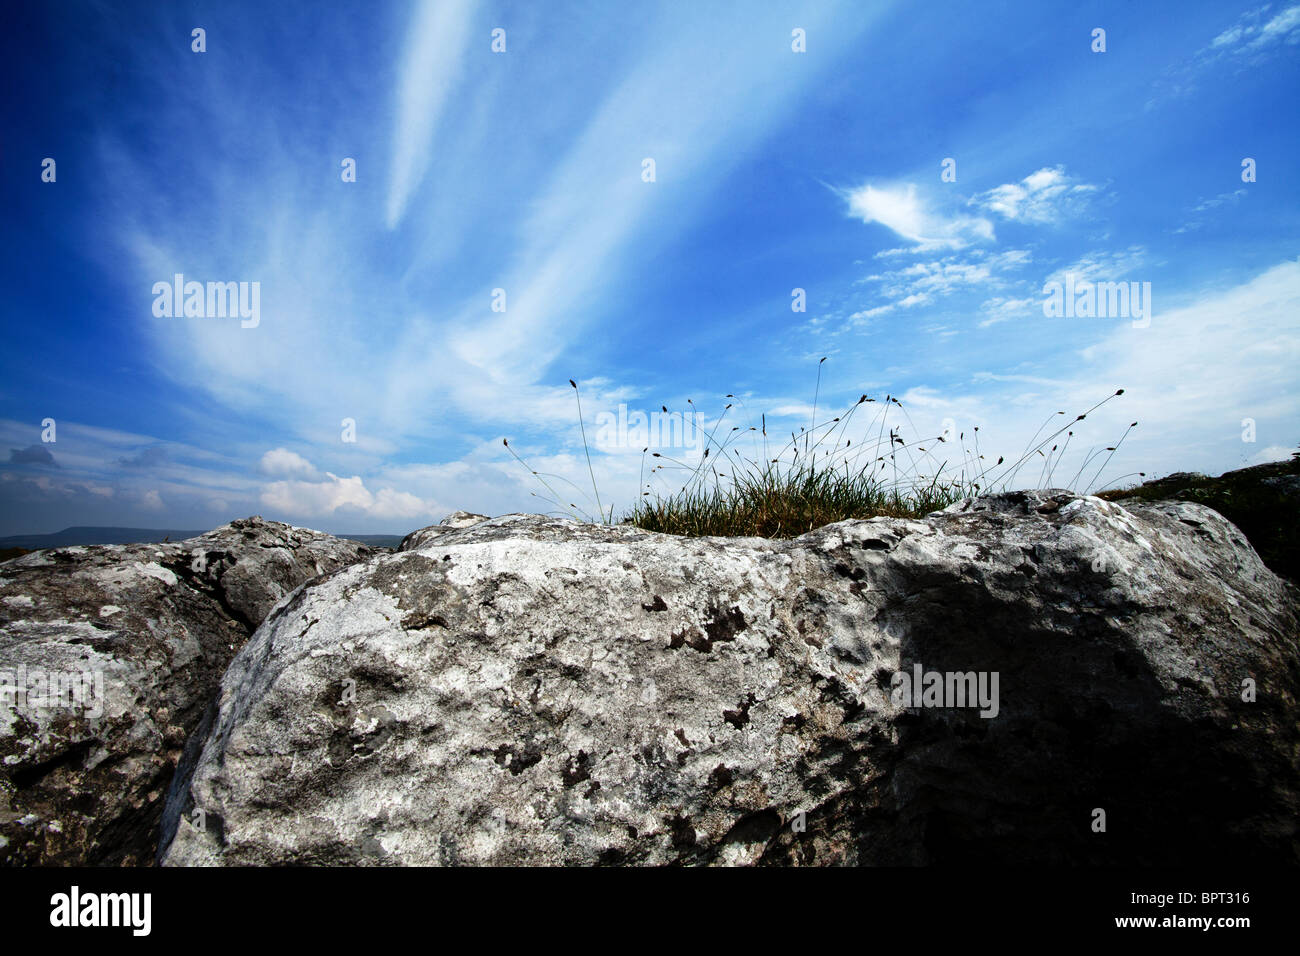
385, 0, 476, 229
974, 167, 1101, 226
74, 2, 896, 530
977, 296, 1039, 328
1149, 4, 1300, 106
1208, 4, 1300, 53
852, 249, 1033, 322
447, 3, 889, 385
1172, 189, 1249, 234
1041, 246, 1148, 288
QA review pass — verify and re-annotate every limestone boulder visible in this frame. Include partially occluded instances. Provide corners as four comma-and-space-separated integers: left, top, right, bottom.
160, 493, 1299, 866
0, 517, 373, 865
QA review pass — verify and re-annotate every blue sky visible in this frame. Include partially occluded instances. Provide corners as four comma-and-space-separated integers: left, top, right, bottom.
1, 0, 1297, 535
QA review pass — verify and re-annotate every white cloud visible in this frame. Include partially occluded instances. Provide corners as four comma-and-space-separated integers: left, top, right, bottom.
1251, 444, 1295, 464
842, 182, 994, 250
259, 448, 321, 481
842, 165, 1099, 261
849, 304, 896, 322
975, 166, 1100, 225
882, 258, 1300, 491
0, 417, 273, 532
260, 471, 439, 521
768, 403, 816, 418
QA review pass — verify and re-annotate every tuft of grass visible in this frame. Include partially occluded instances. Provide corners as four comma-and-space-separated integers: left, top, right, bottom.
628, 456, 965, 538
506, 362, 1133, 539
624, 382, 981, 539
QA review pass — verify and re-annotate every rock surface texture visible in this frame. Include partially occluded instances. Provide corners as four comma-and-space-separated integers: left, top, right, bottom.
160, 492, 1299, 866
398, 511, 490, 551
0, 518, 373, 865
1099, 457, 1300, 584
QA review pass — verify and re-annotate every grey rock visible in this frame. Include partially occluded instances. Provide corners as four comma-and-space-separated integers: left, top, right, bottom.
1263, 474, 1300, 500
160, 492, 1299, 866
0, 517, 373, 865
398, 511, 490, 552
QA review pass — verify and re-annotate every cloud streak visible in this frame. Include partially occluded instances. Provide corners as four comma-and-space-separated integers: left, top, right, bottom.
386, 0, 477, 229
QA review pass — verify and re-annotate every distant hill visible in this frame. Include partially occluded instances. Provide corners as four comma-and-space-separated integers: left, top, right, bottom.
338, 534, 404, 549
0, 527, 209, 550
0, 527, 404, 551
